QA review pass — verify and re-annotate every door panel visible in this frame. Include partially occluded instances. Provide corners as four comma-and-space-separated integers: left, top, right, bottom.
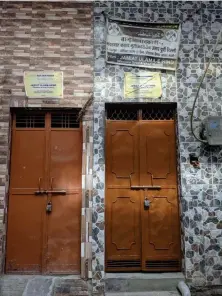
145, 132, 170, 178
6, 130, 46, 274
106, 121, 139, 188
49, 130, 82, 190
10, 130, 47, 191
45, 130, 82, 274
106, 121, 141, 271
45, 192, 81, 274
142, 189, 180, 271
105, 189, 141, 271
6, 194, 44, 274
140, 121, 177, 187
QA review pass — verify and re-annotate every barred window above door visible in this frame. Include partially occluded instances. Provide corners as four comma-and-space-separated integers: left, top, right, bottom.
105, 103, 177, 121
51, 112, 80, 128
16, 113, 45, 128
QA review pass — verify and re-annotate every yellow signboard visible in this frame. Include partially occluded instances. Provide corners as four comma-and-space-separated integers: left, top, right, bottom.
24, 71, 63, 99
124, 72, 162, 99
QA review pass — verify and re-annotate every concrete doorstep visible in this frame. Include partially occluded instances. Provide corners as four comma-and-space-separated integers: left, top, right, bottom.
0, 275, 89, 296
106, 292, 181, 296
105, 273, 184, 293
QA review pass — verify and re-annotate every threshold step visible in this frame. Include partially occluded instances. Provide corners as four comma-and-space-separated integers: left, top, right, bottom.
106, 292, 180, 296
105, 272, 184, 279
105, 273, 184, 293
0, 275, 88, 296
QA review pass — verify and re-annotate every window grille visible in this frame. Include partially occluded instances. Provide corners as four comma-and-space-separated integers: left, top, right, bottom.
106, 104, 176, 121
51, 112, 80, 128
16, 113, 45, 128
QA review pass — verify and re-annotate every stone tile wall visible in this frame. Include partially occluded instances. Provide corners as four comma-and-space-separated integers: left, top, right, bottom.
93, 1, 222, 294
0, 1, 93, 279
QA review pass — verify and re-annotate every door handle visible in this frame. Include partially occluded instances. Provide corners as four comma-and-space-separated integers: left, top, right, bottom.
46, 201, 52, 213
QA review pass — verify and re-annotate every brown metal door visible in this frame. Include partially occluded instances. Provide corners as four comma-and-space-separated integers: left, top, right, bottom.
140, 121, 181, 271
105, 115, 181, 272
6, 113, 46, 273
105, 121, 141, 271
6, 111, 82, 274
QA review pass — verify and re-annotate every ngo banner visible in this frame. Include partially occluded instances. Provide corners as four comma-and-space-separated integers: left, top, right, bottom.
124, 72, 162, 99
106, 18, 181, 70
24, 71, 63, 99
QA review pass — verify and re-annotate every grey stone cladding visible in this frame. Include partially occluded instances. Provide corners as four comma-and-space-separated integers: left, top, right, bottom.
92, 1, 222, 294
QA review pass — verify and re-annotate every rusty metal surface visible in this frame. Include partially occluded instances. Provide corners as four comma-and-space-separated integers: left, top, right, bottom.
6, 112, 82, 275
6, 127, 46, 274
45, 129, 82, 274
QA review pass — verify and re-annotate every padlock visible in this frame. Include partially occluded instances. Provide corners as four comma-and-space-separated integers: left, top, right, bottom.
46, 201, 52, 213
144, 198, 150, 208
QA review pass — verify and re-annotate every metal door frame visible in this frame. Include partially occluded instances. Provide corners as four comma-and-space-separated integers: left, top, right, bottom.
104, 102, 183, 273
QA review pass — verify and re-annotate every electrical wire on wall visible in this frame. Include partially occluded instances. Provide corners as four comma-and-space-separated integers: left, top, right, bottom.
190, 27, 222, 144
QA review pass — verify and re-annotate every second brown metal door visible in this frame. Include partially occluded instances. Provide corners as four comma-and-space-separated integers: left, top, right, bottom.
6, 111, 82, 274
105, 113, 181, 272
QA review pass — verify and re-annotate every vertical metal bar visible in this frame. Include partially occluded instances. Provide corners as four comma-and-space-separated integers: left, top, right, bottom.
138, 109, 142, 120
42, 111, 50, 273
12, 113, 16, 129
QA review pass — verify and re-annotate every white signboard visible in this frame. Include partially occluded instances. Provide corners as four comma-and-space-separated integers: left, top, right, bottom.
106, 18, 181, 70
24, 71, 63, 99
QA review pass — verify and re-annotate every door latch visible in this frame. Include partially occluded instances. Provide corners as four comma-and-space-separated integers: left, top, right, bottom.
144, 197, 150, 209
46, 201, 52, 213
